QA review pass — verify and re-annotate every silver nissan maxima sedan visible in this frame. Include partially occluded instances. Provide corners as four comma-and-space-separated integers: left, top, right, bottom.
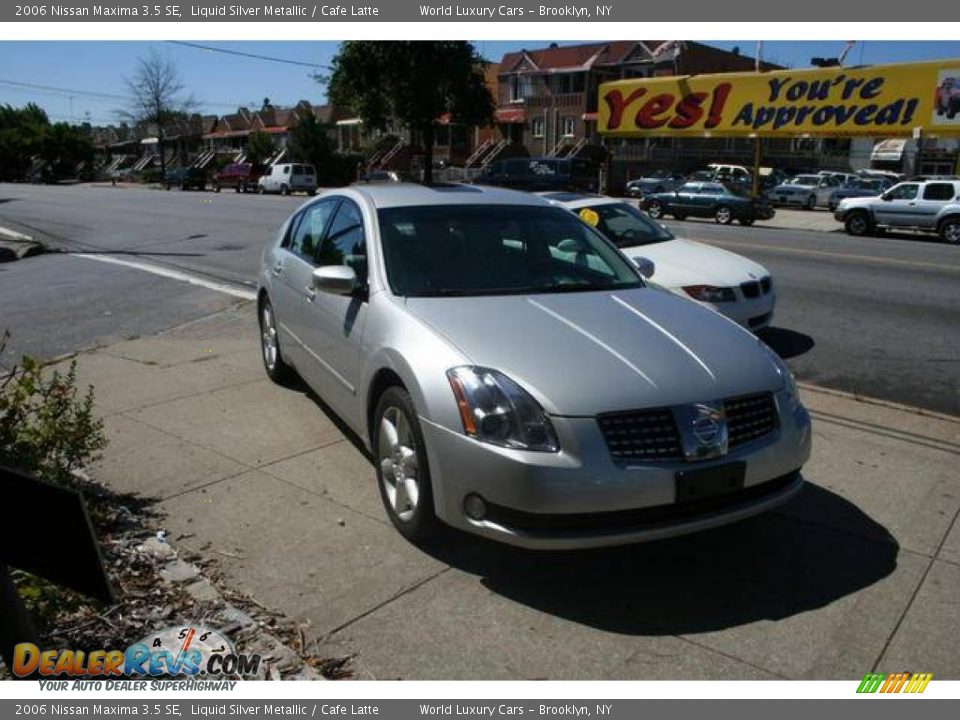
257, 183, 811, 550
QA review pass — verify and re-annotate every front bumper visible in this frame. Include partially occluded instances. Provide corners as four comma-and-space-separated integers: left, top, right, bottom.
669, 286, 776, 331
420, 389, 811, 549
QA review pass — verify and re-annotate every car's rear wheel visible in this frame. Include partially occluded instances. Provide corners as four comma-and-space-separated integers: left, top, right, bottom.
940, 218, 960, 244
258, 184, 265, 195
715, 205, 733, 225
258, 297, 294, 385
280, 184, 290, 196
739, 217, 755, 226
647, 200, 664, 219
213, 183, 221, 193
374, 387, 437, 542
673, 213, 686, 221
845, 211, 871, 236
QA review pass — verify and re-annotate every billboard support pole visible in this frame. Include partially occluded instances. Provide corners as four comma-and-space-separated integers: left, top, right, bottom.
752, 137, 763, 197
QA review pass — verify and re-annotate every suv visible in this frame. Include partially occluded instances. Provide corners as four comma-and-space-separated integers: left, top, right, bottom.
257, 163, 318, 195
834, 179, 960, 242
213, 163, 262, 193
164, 166, 207, 191
476, 157, 599, 193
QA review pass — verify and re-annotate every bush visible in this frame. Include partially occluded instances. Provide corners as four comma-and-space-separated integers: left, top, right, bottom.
0, 332, 107, 487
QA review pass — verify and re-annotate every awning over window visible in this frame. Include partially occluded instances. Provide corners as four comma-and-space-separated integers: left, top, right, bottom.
871, 139, 907, 162
494, 107, 526, 124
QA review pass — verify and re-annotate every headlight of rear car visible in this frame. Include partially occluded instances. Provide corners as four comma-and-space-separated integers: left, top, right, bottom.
683, 285, 736, 303
446, 367, 559, 452
759, 340, 800, 411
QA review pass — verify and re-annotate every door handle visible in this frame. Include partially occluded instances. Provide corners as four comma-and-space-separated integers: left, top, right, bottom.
271, 262, 283, 277
304, 286, 316, 302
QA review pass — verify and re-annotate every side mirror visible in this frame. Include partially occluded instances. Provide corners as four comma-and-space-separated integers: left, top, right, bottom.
632, 256, 656, 279
881, 194, 893, 202
312, 266, 357, 296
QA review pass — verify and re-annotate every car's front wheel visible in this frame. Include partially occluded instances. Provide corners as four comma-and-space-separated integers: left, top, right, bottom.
258, 297, 294, 385
715, 205, 733, 225
647, 200, 664, 219
374, 387, 437, 542
280, 184, 290, 196
845, 211, 871, 236
805, 194, 817, 210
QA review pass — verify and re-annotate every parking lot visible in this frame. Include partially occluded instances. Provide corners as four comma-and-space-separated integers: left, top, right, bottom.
2, 182, 960, 679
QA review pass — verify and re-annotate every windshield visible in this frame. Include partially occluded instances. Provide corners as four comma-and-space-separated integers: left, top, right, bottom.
377, 204, 644, 297
581, 202, 675, 248
791, 176, 818, 186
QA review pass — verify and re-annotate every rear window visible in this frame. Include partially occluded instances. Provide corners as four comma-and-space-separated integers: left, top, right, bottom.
293, 165, 315, 175
923, 183, 956, 201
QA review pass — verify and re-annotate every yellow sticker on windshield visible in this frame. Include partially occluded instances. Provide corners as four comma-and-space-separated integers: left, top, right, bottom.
578, 208, 600, 227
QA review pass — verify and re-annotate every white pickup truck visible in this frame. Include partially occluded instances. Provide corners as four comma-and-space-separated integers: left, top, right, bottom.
834, 179, 960, 243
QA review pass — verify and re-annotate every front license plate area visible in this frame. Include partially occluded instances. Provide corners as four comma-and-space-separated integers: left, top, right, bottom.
675, 462, 746, 504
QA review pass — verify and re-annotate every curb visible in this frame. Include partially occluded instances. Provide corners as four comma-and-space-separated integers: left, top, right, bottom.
798, 381, 960, 424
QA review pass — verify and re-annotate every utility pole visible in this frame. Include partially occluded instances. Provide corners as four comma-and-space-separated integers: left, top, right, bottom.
913, 128, 924, 177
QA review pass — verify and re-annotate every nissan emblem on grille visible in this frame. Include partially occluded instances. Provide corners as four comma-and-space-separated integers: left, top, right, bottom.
674, 402, 729, 461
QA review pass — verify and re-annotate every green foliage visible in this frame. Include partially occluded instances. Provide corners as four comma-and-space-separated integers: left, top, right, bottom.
0, 103, 93, 182
326, 42, 494, 183
246, 130, 276, 167
0, 334, 107, 487
287, 114, 358, 186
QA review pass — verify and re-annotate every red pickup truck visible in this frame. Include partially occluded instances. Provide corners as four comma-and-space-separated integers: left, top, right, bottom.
212, 163, 263, 193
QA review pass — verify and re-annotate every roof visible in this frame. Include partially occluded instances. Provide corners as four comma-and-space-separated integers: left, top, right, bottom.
340, 183, 556, 210
499, 41, 665, 74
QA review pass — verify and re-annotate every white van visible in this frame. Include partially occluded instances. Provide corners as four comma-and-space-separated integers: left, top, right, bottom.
258, 163, 317, 196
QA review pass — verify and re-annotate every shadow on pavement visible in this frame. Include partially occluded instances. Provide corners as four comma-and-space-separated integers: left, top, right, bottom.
758, 326, 816, 359
418, 485, 898, 636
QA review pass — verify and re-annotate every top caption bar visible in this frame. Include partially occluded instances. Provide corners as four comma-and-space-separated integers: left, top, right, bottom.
1, 1, 948, 22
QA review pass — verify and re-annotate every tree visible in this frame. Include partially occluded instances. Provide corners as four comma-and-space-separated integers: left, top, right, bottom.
0, 104, 92, 182
246, 130, 275, 167
326, 42, 494, 184
122, 49, 196, 178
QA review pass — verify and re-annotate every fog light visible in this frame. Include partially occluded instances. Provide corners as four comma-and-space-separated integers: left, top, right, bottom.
464, 494, 487, 521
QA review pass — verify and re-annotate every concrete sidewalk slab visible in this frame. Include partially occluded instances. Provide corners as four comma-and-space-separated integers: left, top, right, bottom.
70, 303, 960, 679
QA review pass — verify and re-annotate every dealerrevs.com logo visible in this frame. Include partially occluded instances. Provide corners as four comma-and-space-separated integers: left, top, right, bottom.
857, 672, 933, 694
14, 625, 260, 682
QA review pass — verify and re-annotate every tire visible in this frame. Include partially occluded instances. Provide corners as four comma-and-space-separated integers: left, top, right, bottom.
844, 211, 871, 237
373, 386, 437, 542
805, 194, 816, 211
258, 184, 265, 195
673, 213, 686, 221
280, 184, 290, 197
308, 189, 317, 196
940, 217, 960, 244
739, 218, 755, 226
647, 200, 664, 219
715, 205, 733, 225
236, 183, 243, 193
213, 183, 221, 193
180, 182, 187, 191
258, 297, 294, 385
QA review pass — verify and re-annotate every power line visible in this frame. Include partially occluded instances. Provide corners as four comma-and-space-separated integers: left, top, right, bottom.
0, 78, 242, 109
168, 41, 332, 70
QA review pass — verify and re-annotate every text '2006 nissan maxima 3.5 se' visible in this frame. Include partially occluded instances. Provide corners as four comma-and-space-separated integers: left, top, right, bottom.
257, 184, 811, 550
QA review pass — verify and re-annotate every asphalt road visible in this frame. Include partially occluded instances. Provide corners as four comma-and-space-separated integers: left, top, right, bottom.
1, 182, 958, 415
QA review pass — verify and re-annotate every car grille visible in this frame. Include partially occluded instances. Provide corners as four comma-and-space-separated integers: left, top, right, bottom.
596, 408, 683, 461
597, 392, 777, 462
740, 276, 772, 298
725, 392, 778, 448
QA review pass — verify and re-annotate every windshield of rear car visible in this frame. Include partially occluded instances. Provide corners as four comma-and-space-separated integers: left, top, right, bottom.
377, 204, 645, 297
791, 176, 818, 186
582, 203, 674, 248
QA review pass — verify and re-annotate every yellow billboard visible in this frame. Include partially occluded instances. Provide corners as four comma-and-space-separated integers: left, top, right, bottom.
598, 59, 960, 138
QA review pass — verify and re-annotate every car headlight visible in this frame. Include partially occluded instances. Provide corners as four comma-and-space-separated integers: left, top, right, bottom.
759, 340, 800, 411
446, 367, 559, 452
683, 285, 736, 303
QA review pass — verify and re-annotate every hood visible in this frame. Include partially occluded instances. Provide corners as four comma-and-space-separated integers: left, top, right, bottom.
620, 238, 769, 290
405, 287, 781, 416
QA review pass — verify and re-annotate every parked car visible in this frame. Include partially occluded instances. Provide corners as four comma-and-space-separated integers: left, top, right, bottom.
624, 171, 686, 198
708, 164, 753, 185
542, 192, 777, 330
834, 179, 960, 242
257, 183, 810, 548
935, 76, 960, 118
258, 163, 318, 196
827, 177, 894, 211
770, 174, 840, 209
164, 166, 207, 191
641, 181, 775, 225
475, 156, 599, 193
213, 163, 263, 193
361, 169, 400, 184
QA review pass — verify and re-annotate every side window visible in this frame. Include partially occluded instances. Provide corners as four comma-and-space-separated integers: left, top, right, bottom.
283, 166, 291, 175
923, 183, 956, 201
320, 199, 367, 282
288, 199, 338, 262
887, 183, 919, 200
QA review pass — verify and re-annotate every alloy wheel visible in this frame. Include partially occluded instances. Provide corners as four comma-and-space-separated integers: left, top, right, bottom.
260, 303, 278, 371
943, 221, 960, 244
378, 406, 420, 522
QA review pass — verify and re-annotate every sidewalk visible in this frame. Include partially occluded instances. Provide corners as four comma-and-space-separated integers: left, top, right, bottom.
61, 303, 960, 680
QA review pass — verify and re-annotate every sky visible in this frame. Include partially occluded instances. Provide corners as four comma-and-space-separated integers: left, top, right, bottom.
1, 40, 959, 127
